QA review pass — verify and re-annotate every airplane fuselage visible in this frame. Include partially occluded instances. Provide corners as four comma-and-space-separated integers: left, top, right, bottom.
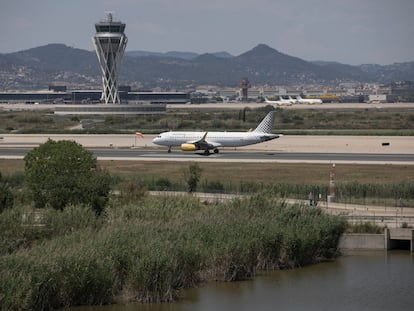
296, 96, 322, 105
153, 131, 280, 148
264, 97, 292, 106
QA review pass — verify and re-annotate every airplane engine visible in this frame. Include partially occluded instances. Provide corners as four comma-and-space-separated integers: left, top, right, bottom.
181, 143, 198, 151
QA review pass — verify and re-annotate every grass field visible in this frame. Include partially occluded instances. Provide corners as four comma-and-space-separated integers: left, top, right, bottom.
101, 161, 414, 185
1, 159, 413, 185
101, 161, 414, 206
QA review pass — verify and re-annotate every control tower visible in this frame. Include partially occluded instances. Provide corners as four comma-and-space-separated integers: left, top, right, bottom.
240, 78, 250, 102
93, 13, 127, 104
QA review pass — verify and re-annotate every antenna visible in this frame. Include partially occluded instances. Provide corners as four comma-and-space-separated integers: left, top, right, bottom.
105, 11, 115, 22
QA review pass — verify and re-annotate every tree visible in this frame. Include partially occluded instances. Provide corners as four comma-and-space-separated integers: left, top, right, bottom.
24, 139, 111, 214
0, 172, 14, 213
186, 163, 202, 193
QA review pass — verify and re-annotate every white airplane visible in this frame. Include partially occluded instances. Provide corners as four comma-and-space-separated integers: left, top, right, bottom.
288, 96, 299, 104
152, 111, 282, 154
264, 96, 292, 106
279, 96, 296, 105
296, 95, 322, 105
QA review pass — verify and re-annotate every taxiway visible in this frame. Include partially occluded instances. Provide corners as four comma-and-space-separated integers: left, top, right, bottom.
0, 147, 413, 164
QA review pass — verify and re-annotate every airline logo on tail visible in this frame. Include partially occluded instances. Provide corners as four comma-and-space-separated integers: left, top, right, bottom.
254, 110, 276, 133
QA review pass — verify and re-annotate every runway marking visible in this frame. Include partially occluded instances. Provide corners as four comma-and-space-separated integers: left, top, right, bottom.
1, 147, 413, 164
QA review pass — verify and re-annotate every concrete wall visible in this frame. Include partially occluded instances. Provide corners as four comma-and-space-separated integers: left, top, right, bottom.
388, 228, 414, 251
389, 228, 414, 240
339, 233, 385, 250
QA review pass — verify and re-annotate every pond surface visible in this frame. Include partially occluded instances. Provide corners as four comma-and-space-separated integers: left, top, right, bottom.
70, 250, 414, 311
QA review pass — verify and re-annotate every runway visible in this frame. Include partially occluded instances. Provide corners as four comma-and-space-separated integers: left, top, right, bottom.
0, 133, 413, 164
1, 147, 413, 164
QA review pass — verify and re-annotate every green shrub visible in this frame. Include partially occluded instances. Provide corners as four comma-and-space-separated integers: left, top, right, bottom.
186, 163, 202, 193
24, 139, 111, 213
0, 245, 115, 310
154, 177, 172, 190
0, 173, 14, 213
347, 222, 384, 234
0, 193, 347, 308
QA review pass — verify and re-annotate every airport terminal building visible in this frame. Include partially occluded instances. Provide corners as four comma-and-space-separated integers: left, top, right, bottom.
0, 89, 190, 114
0, 89, 190, 105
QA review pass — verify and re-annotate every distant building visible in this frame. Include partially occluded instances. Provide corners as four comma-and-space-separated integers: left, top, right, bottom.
368, 94, 387, 103
49, 85, 67, 92
54, 103, 166, 115
240, 78, 250, 102
0, 90, 190, 109
390, 81, 414, 102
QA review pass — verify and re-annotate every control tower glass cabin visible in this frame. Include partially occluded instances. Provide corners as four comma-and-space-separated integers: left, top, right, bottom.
93, 13, 127, 104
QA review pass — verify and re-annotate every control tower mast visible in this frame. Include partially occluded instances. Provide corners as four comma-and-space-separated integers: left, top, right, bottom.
93, 13, 127, 104
240, 78, 250, 102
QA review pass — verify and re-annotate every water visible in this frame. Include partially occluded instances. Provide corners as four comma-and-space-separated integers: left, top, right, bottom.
71, 251, 414, 311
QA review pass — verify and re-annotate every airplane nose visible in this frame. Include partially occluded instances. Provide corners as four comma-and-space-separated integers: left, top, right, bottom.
152, 136, 161, 144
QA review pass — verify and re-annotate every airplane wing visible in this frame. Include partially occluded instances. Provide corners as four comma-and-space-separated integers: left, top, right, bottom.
186, 132, 222, 150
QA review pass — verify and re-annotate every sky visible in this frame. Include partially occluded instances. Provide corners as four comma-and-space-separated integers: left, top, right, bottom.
1, 0, 413, 65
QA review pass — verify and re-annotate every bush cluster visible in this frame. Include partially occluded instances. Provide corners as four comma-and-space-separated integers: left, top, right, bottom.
0, 193, 346, 309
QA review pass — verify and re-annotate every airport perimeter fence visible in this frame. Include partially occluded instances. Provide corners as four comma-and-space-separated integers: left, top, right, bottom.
143, 177, 414, 208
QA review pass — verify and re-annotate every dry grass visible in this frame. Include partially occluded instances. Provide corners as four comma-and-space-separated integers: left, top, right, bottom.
0, 159, 25, 174
1, 159, 413, 185
99, 160, 414, 185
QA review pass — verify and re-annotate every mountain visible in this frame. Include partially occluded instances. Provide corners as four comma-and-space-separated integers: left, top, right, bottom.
359, 62, 414, 82
1, 43, 413, 89
6, 44, 98, 74
126, 50, 233, 60
311, 60, 373, 81
126, 50, 199, 60
0, 44, 100, 89
232, 44, 337, 84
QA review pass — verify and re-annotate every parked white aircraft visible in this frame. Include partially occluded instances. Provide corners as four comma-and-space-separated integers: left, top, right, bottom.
264, 96, 292, 106
152, 111, 282, 154
288, 96, 299, 104
296, 95, 323, 105
279, 96, 296, 105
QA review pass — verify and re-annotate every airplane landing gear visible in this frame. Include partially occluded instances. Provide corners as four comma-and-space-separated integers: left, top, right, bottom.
214, 148, 219, 154
168, 147, 171, 153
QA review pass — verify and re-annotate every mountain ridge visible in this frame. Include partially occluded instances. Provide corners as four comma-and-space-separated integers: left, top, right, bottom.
1, 43, 413, 89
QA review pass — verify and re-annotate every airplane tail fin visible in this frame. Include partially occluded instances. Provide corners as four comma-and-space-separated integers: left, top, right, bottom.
254, 111, 276, 133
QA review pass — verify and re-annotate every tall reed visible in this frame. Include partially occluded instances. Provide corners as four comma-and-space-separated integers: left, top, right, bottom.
0, 192, 346, 309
